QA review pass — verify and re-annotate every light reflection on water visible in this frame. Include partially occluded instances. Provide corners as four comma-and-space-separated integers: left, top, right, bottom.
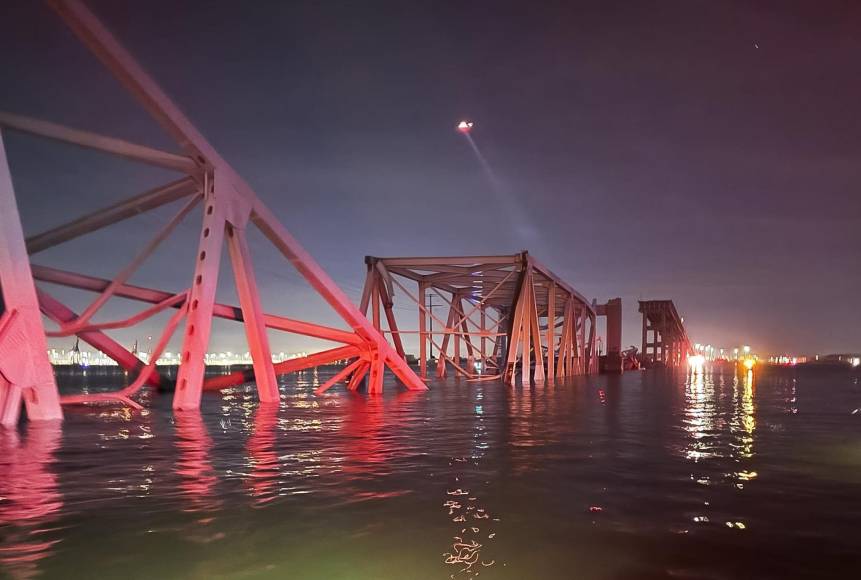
0, 422, 62, 579
0, 366, 860, 578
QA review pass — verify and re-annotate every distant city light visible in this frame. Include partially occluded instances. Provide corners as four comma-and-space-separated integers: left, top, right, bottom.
47, 348, 309, 367
688, 354, 705, 367
852, 357, 860, 368
743, 345, 751, 354
743, 358, 756, 370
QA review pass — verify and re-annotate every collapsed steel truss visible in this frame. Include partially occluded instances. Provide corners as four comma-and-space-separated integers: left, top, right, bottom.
638, 300, 692, 368
0, 0, 425, 427
362, 252, 601, 384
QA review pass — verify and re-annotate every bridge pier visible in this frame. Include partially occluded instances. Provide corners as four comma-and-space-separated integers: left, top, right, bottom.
596, 298, 623, 374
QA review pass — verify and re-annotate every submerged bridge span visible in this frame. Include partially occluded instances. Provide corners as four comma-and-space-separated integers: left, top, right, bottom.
0, 0, 691, 430
362, 253, 621, 384
638, 300, 693, 368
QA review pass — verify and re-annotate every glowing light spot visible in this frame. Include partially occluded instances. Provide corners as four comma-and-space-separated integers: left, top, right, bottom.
457, 120, 474, 133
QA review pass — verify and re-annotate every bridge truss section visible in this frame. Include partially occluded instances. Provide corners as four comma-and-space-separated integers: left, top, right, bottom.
0, 0, 425, 426
361, 252, 599, 385
638, 300, 692, 368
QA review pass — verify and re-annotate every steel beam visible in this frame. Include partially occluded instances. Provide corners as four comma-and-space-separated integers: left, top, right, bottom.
0, 112, 197, 173
0, 132, 62, 426
26, 177, 198, 254
31, 265, 363, 346
226, 225, 279, 403
173, 177, 226, 410
203, 344, 361, 391
36, 288, 165, 388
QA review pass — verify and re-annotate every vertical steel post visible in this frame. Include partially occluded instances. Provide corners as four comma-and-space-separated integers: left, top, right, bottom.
505, 265, 531, 384
555, 299, 569, 379
546, 283, 555, 382
492, 310, 503, 369
226, 225, 279, 403
529, 278, 545, 383
479, 306, 487, 375
371, 273, 381, 331
367, 351, 384, 394
455, 296, 476, 375
359, 261, 373, 315
418, 282, 427, 379
378, 281, 405, 359
585, 312, 597, 374
520, 274, 532, 385
173, 176, 225, 411
0, 132, 62, 426
436, 303, 457, 378
453, 300, 461, 373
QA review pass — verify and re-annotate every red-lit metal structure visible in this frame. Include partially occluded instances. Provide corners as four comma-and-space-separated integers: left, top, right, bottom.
0, 0, 425, 427
638, 300, 692, 368
361, 252, 604, 384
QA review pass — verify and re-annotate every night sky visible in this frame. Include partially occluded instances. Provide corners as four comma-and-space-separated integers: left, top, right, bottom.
2, 0, 860, 356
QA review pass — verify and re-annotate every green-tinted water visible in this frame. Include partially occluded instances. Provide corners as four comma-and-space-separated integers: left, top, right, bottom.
1, 366, 860, 579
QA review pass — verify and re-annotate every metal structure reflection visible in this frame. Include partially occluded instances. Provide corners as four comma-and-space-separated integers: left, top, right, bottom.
0, 421, 63, 576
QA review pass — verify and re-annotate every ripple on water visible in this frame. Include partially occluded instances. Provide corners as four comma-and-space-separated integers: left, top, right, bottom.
1, 366, 860, 578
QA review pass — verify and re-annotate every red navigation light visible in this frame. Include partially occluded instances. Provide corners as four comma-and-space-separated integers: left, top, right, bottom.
457, 120, 474, 134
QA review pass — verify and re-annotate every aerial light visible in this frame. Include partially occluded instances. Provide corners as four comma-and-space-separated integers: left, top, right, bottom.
457, 120, 474, 134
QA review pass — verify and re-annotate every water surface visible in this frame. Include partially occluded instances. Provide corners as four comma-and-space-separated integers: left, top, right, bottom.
1, 366, 860, 579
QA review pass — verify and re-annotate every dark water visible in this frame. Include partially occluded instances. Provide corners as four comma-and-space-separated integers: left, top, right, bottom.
1, 366, 860, 579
